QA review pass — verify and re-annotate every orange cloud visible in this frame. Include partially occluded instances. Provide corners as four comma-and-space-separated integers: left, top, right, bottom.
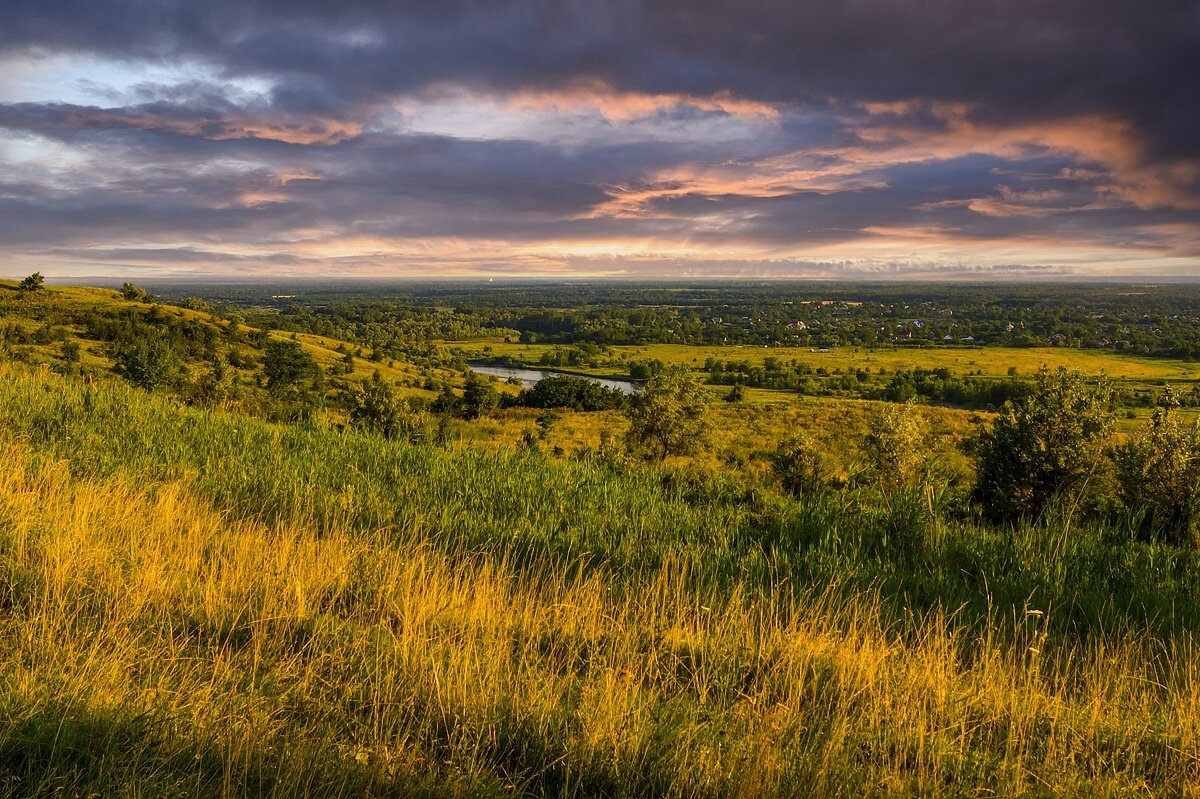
589, 154, 886, 219
851, 101, 1200, 211
409, 78, 780, 124
57, 107, 362, 145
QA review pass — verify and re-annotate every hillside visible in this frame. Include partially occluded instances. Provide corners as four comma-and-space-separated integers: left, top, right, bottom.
0, 281, 982, 473
4, 284, 1200, 796
1, 360, 1199, 796
0, 280, 459, 413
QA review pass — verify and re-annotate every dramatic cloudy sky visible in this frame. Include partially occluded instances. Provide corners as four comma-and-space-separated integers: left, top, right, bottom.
2, 1, 1199, 279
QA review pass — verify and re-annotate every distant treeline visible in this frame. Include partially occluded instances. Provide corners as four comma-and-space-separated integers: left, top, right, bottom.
155, 281, 1200, 357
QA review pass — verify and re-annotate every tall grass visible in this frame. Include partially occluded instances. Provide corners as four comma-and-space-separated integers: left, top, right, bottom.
1, 365, 1195, 637
2, 364, 1200, 795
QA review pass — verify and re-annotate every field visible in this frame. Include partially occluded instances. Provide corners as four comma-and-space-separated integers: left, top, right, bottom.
459, 338, 1200, 390
4, 284, 1200, 796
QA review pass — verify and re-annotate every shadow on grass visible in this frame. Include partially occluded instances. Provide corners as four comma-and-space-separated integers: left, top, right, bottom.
0, 700, 391, 799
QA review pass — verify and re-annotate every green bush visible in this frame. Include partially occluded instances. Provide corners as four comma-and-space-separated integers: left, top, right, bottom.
973, 367, 1113, 522
18, 272, 44, 293
1114, 395, 1200, 546
460, 373, 500, 419
859, 400, 927, 493
120, 282, 153, 303
625, 366, 710, 460
770, 431, 828, 496
261, 339, 321, 393
114, 335, 179, 390
349, 371, 405, 439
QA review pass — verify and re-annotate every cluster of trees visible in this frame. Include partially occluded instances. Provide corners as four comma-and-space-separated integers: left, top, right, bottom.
157, 281, 1200, 357
706, 357, 1029, 409
535, 343, 613, 368
874, 368, 1028, 409
516, 375, 626, 412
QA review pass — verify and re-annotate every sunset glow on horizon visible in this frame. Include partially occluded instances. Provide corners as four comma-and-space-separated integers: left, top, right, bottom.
2, 2, 1198, 280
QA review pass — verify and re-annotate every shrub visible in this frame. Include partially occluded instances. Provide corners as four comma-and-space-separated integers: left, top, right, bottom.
120, 282, 153, 303
859, 400, 928, 493
1113, 394, 1200, 546
770, 430, 828, 495
349, 371, 405, 439
61, 340, 81, 363
114, 335, 179, 390
261, 339, 321, 393
17, 272, 44, 292
460, 373, 500, 419
973, 367, 1113, 522
185, 357, 233, 408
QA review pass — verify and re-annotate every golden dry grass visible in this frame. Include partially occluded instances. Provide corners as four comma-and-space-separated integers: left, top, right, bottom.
2, 429, 1198, 797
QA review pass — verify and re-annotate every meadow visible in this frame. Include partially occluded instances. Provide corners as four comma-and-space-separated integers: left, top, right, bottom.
459, 338, 1200, 394
5, 283, 1200, 796
2, 362, 1200, 797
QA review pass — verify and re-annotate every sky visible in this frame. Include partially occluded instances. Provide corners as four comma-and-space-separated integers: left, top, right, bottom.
1, 1, 1199, 280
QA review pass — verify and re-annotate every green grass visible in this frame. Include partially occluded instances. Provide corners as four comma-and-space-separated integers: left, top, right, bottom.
2, 363, 1200, 795
5, 282, 1200, 795
0, 280, 457, 404
463, 338, 1200, 384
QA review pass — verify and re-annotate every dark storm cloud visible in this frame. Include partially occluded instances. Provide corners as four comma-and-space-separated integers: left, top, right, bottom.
0, 0, 1197, 275
0, 102, 721, 245
4, 1, 1197, 162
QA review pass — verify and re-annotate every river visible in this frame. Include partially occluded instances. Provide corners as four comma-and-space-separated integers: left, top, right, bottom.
467, 363, 639, 394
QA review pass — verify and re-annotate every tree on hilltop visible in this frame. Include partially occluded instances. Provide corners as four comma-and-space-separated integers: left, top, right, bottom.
17, 272, 44, 292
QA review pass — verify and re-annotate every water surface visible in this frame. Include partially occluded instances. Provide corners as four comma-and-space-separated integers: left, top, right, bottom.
468, 363, 638, 394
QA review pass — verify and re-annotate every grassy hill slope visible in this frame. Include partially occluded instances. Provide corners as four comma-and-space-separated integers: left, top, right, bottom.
1, 363, 1198, 797
0, 281, 457, 405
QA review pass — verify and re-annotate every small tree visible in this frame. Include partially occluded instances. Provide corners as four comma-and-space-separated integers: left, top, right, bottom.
973, 366, 1113, 522
460, 373, 499, 419
114, 335, 179, 390
349, 371, 405, 439
624, 366, 710, 460
261, 338, 321, 393
1113, 392, 1200, 546
18, 272, 44, 293
860, 400, 927, 493
770, 430, 828, 495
